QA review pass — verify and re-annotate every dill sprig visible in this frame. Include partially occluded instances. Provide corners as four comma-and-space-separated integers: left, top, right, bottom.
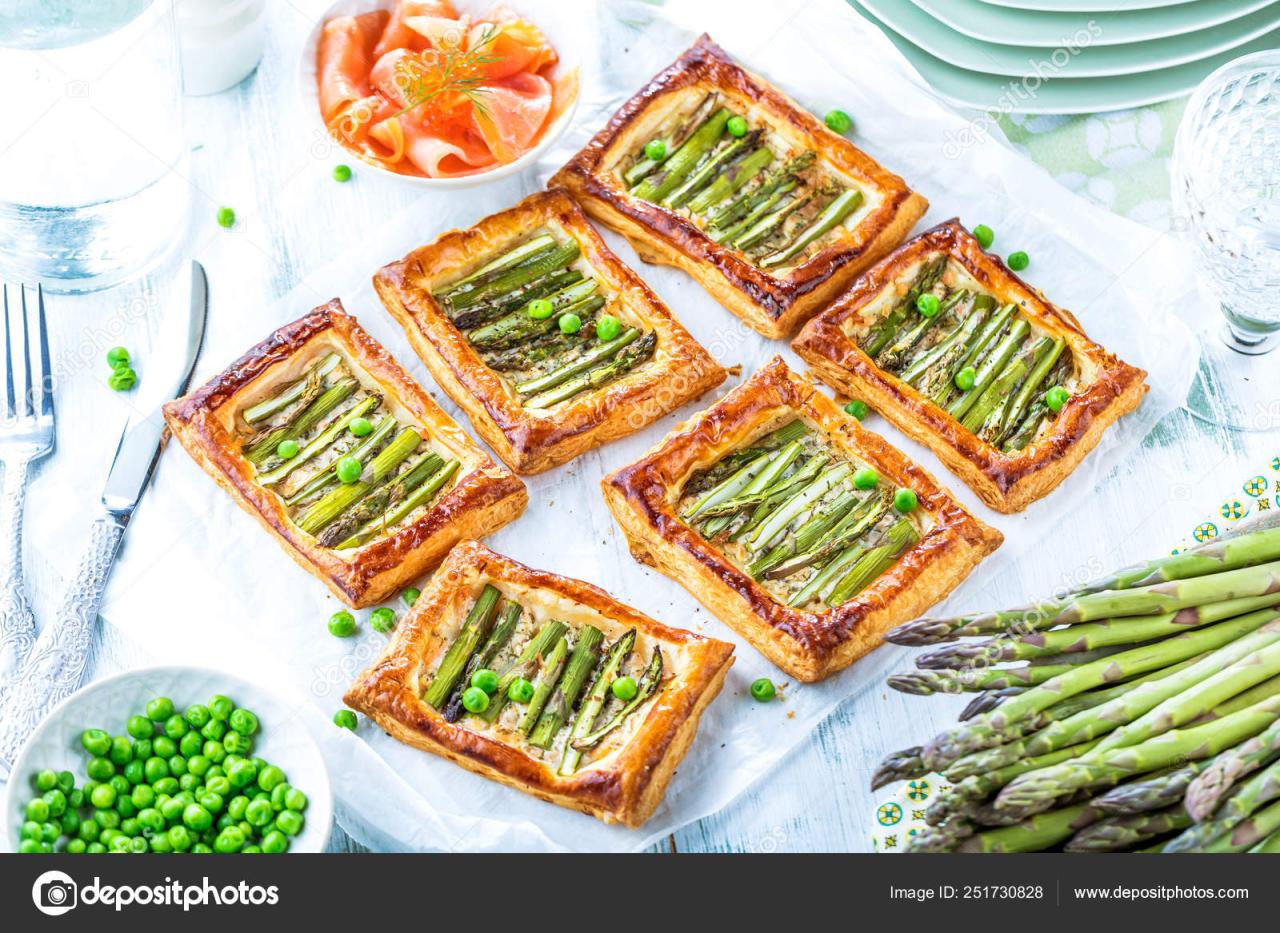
390, 26, 501, 122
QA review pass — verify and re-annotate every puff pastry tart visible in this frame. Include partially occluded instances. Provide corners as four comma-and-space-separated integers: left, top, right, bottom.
163, 301, 527, 608
792, 219, 1149, 513
373, 189, 726, 475
345, 540, 735, 827
603, 357, 1002, 682
549, 35, 928, 339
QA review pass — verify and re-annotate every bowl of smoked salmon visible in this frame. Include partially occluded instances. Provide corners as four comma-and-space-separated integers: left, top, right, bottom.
303, 0, 582, 187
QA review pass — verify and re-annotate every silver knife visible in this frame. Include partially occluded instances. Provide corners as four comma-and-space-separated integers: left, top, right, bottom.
0, 261, 208, 777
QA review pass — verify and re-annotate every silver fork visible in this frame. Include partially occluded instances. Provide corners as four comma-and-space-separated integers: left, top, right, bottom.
0, 283, 54, 689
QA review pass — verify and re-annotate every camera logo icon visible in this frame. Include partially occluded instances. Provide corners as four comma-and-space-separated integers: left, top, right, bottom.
32, 870, 78, 916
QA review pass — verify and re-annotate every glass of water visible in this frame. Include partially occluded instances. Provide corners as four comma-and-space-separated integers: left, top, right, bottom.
0, 0, 187, 293
1171, 50, 1280, 431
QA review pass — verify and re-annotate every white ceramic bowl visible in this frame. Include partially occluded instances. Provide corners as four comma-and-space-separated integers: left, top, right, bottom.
299, 0, 583, 189
2, 666, 333, 854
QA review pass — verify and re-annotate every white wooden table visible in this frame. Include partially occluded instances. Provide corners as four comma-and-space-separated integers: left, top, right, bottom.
9, 2, 1272, 853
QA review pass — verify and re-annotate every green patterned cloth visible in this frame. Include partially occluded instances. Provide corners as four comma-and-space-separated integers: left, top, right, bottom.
997, 101, 1186, 230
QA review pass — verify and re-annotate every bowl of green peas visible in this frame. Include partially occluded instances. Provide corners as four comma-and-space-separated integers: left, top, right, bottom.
3, 666, 333, 854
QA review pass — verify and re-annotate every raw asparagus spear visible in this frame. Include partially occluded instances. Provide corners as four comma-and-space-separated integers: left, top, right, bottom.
284, 416, 396, 506
572, 648, 664, 749
243, 378, 358, 466
242, 353, 341, 424
335, 459, 459, 549
1183, 717, 1280, 820
1196, 798, 1280, 852
442, 600, 522, 723
869, 746, 927, 790
515, 328, 641, 395
258, 395, 380, 485
919, 739, 1103, 821
889, 662, 1089, 696
1166, 759, 1280, 852
295, 428, 422, 535
1092, 762, 1210, 816
631, 108, 732, 202
528, 625, 604, 748
560, 630, 637, 775
918, 612, 1280, 771
516, 636, 569, 735
478, 621, 570, 724
1064, 804, 1191, 852
945, 801, 1104, 853
524, 332, 656, 408
759, 188, 863, 268
422, 585, 501, 708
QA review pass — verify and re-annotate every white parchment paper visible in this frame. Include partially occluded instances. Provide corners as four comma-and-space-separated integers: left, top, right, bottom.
98, 0, 1200, 851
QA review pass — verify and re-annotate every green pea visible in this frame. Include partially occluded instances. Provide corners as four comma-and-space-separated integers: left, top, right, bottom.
108, 367, 138, 391
204, 740, 227, 764
167, 825, 193, 851
824, 109, 853, 134
227, 795, 250, 821
65, 838, 86, 854
56, 770, 75, 793
96, 809, 121, 830
18, 839, 40, 854
159, 797, 185, 823
117, 756, 141, 784
507, 678, 535, 703
201, 718, 227, 742
216, 812, 236, 832
276, 439, 300, 460
1007, 250, 1029, 271
99, 827, 122, 844
333, 709, 358, 731
187, 755, 211, 779
332, 164, 352, 183
214, 827, 246, 853
164, 714, 188, 739
178, 773, 199, 792
893, 487, 919, 513
167, 755, 188, 777
461, 687, 490, 713
401, 587, 421, 607
1045, 385, 1069, 412
916, 293, 940, 317
370, 607, 396, 633
336, 455, 363, 484
750, 678, 777, 702
20, 819, 42, 840
844, 399, 868, 420
40, 821, 60, 843
90, 784, 116, 809
153, 735, 177, 758
144, 757, 170, 783
198, 792, 224, 814
972, 224, 994, 249
224, 731, 253, 756
133, 738, 153, 760
146, 697, 175, 721
109, 735, 134, 765
228, 759, 258, 789
115, 796, 137, 819
611, 676, 638, 701
261, 830, 289, 854
109, 774, 130, 796
206, 776, 231, 796
328, 610, 357, 638
60, 810, 80, 835
245, 798, 274, 827
644, 138, 667, 161
726, 114, 748, 137
78, 818, 100, 842
596, 314, 622, 342
257, 765, 286, 792
270, 783, 291, 811
558, 312, 582, 335
853, 467, 879, 490
189, 843, 211, 853
184, 704, 210, 728
138, 807, 165, 833
284, 787, 308, 812
179, 731, 203, 758
216, 206, 236, 228
128, 836, 148, 854
343, 416, 374, 440
275, 809, 305, 837
207, 695, 234, 721
34, 769, 57, 792
954, 366, 977, 391
527, 298, 555, 320
68, 789, 85, 809
42, 788, 67, 817
86, 756, 115, 781
182, 804, 213, 832
471, 668, 499, 694
131, 784, 156, 809
81, 728, 111, 756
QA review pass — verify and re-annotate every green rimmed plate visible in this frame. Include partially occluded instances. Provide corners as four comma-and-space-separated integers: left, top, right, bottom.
977, 0, 1202, 11
911, 0, 1278, 47
851, 0, 1280, 112
862, 0, 1280, 77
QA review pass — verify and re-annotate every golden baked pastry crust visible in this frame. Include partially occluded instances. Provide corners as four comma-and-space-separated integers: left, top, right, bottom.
792, 219, 1149, 513
373, 189, 726, 475
163, 301, 527, 608
549, 35, 928, 339
602, 356, 1002, 682
344, 540, 736, 827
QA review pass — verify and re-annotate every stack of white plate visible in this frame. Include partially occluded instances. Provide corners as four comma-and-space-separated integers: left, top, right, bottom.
850, 0, 1280, 113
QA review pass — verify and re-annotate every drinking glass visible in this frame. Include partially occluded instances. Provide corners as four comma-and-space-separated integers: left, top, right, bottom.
1171, 50, 1280, 431
0, 1, 187, 293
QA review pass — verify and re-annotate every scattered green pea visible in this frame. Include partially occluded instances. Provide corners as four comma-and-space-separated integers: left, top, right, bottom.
106, 346, 130, 369
558, 312, 582, 335
853, 467, 879, 490
401, 587, 421, 607
328, 610, 356, 637
972, 224, 994, 249
750, 678, 777, 702
369, 607, 396, 633
611, 677, 638, 701
726, 114, 748, 137
276, 439, 300, 460
1007, 250, 1029, 271
216, 206, 236, 228
596, 314, 622, 341
336, 455, 362, 484
893, 487, 918, 513
644, 138, 667, 161
844, 399, 868, 420
954, 366, 977, 391
916, 293, 940, 317
332, 164, 352, 183
527, 298, 555, 320
108, 367, 137, 391
508, 678, 535, 703
824, 109, 853, 134
1045, 385, 1070, 412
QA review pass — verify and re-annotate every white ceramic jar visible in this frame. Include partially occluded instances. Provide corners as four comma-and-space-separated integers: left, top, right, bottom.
177, 0, 267, 95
